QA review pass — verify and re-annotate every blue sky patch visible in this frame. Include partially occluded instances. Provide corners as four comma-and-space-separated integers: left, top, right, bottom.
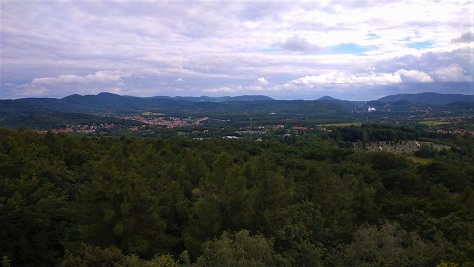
324, 43, 374, 55
366, 33, 380, 40
407, 41, 433, 49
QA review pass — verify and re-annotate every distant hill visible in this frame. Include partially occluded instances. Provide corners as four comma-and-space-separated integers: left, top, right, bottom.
174, 95, 274, 102
377, 92, 474, 104
0, 112, 141, 130
443, 101, 474, 110
0, 93, 277, 118
2, 92, 473, 121
317, 96, 341, 101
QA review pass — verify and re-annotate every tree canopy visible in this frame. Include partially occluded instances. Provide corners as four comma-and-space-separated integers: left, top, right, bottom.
0, 128, 473, 266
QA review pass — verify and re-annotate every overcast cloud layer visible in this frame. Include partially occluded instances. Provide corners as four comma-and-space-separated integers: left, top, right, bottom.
1, 0, 473, 100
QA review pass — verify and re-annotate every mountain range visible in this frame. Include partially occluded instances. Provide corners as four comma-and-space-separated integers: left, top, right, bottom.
377, 92, 474, 105
1, 92, 473, 119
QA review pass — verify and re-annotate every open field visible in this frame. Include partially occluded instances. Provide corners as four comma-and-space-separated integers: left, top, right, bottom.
420, 120, 450, 126
318, 122, 362, 127
406, 156, 434, 164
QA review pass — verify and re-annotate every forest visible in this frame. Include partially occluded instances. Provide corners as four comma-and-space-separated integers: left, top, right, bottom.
1, 126, 473, 266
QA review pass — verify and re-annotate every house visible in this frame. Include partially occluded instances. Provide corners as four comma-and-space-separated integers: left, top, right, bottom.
291, 126, 307, 133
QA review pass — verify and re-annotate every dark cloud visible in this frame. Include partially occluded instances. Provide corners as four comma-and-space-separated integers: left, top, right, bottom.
238, 2, 290, 21
452, 32, 474, 43
372, 48, 472, 82
279, 35, 320, 52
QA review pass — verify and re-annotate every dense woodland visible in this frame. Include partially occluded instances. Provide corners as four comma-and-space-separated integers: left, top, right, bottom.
1, 126, 474, 266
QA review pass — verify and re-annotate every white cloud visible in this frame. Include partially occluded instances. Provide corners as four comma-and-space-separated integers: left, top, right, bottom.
246, 85, 264, 92
139, 68, 162, 76
287, 72, 401, 87
202, 84, 264, 95
282, 69, 434, 89
32, 71, 129, 85
432, 64, 466, 82
14, 85, 49, 98
202, 87, 237, 94
257, 77, 268, 85
395, 69, 434, 83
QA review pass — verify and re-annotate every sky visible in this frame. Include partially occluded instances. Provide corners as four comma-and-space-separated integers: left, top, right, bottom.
1, 0, 473, 100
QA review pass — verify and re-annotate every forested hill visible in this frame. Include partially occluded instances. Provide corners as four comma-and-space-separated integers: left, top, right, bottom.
0, 92, 356, 118
173, 95, 274, 102
2, 92, 474, 119
0, 93, 244, 117
377, 92, 474, 104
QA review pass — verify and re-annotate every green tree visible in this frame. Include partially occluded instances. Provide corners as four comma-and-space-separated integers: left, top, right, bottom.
344, 221, 442, 267
418, 162, 470, 192
60, 243, 126, 267
271, 201, 325, 267
184, 152, 254, 259
194, 230, 289, 267
76, 144, 167, 258
0, 130, 70, 266
0, 175, 69, 266
299, 161, 356, 239
244, 154, 293, 235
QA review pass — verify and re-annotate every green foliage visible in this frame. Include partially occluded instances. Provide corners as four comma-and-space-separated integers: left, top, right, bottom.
76, 144, 168, 258
0, 131, 71, 266
418, 162, 471, 192
1, 256, 10, 267
184, 152, 255, 259
344, 221, 443, 266
245, 154, 294, 235
60, 243, 182, 267
60, 244, 126, 267
145, 254, 180, 267
0, 128, 473, 266
271, 202, 325, 267
415, 144, 439, 158
194, 230, 288, 267
436, 261, 460, 267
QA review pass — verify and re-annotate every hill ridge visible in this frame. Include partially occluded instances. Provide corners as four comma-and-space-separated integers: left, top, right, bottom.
377, 92, 474, 104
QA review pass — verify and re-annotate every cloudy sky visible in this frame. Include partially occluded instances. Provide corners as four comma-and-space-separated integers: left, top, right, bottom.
1, 0, 473, 100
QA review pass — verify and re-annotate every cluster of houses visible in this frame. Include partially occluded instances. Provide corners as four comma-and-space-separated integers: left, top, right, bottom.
431, 129, 474, 136
120, 115, 208, 128
35, 123, 116, 134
